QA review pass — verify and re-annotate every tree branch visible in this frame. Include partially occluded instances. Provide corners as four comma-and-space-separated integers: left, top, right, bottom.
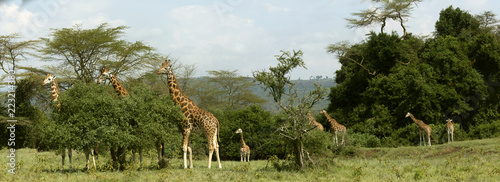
345, 56, 376, 75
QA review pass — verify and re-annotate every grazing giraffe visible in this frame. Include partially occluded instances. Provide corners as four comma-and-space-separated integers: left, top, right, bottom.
446, 118, 454, 143
235, 128, 250, 162
405, 112, 432, 146
320, 109, 346, 146
42, 73, 72, 170
157, 60, 222, 169
97, 67, 164, 163
308, 110, 324, 131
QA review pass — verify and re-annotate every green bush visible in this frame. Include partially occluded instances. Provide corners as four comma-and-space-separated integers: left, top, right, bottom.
303, 130, 333, 155
468, 120, 500, 139
349, 132, 381, 148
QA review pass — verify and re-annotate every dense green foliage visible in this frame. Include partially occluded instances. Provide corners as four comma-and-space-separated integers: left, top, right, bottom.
36, 82, 183, 169
326, 6, 500, 147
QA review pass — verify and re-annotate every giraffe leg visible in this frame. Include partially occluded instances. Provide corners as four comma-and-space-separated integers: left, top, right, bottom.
92, 148, 96, 169
451, 130, 454, 143
247, 150, 250, 162
212, 128, 221, 168
419, 130, 423, 146
207, 129, 217, 168
68, 148, 72, 171
215, 145, 221, 168
61, 149, 65, 170
334, 131, 338, 146
241, 152, 243, 162
85, 149, 90, 170
428, 131, 431, 146
448, 130, 451, 143
188, 146, 193, 168
208, 148, 214, 169
342, 132, 345, 146
182, 130, 191, 169
157, 140, 163, 161
425, 131, 428, 146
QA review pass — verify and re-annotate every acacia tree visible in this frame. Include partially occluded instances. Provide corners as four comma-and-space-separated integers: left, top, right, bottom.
346, 0, 421, 40
0, 34, 39, 83
207, 70, 266, 110
253, 50, 327, 168
39, 23, 159, 83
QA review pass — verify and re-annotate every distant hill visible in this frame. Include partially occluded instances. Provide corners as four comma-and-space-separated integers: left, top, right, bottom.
251, 78, 336, 113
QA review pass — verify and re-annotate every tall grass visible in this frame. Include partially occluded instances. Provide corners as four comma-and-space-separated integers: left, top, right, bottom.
1, 137, 499, 181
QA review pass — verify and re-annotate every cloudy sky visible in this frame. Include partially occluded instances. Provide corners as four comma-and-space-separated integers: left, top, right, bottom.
0, 0, 498, 79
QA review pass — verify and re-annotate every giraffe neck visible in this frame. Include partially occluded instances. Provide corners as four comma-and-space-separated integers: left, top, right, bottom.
167, 70, 193, 107
308, 113, 314, 121
110, 74, 129, 97
323, 111, 338, 125
308, 113, 319, 125
409, 114, 426, 127
240, 133, 246, 147
51, 79, 60, 101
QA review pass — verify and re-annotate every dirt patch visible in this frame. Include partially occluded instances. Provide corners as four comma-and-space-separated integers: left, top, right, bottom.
360, 149, 380, 159
425, 147, 462, 158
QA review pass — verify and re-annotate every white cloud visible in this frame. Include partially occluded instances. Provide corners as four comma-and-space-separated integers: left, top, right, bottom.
159, 5, 275, 76
0, 3, 36, 35
264, 3, 290, 13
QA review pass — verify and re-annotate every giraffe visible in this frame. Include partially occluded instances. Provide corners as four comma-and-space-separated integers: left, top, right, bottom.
446, 118, 454, 143
97, 67, 165, 163
157, 60, 222, 169
320, 109, 346, 146
42, 73, 72, 170
235, 128, 250, 162
97, 66, 129, 97
43, 73, 98, 170
308, 110, 324, 131
405, 112, 432, 146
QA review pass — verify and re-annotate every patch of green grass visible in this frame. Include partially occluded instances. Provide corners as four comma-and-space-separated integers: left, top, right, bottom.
1, 137, 499, 181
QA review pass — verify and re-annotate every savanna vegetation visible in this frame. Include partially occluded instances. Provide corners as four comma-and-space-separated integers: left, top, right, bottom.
1, 0, 500, 181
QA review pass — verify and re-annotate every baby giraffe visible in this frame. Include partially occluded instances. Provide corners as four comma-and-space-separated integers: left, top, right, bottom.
446, 118, 454, 143
235, 128, 250, 162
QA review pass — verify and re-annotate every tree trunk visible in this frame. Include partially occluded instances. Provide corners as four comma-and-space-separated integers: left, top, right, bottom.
110, 146, 127, 170
293, 138, 304, 168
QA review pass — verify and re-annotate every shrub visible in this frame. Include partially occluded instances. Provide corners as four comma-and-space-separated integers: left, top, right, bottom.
349, 132, 381, 148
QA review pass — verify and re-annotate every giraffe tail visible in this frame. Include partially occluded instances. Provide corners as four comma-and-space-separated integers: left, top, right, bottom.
217, 122, 221, 144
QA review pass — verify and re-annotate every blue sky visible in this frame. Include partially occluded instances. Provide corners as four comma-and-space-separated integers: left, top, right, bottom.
0, 0, 498, 79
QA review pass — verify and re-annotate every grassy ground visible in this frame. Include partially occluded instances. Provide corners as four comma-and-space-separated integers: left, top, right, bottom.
1, 137, 499, 181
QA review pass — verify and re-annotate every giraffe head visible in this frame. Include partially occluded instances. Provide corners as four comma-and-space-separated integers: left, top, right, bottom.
235, 128, 243, 134
307, 111, 315, 123
405, 112, 411, 118
97, 67, 111, 84
42, 73, 56, 86
319, 109, 326, 114
447, 118, 452, 123
157, 60, 173, 77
